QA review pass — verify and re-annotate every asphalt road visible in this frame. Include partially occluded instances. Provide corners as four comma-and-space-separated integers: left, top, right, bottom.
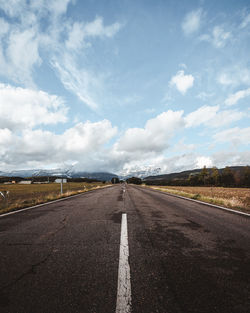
0, 184, 249, 313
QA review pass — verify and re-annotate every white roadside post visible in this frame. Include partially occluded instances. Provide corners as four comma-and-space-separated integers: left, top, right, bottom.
0, 191, 9, 208
61, 178, 63, 195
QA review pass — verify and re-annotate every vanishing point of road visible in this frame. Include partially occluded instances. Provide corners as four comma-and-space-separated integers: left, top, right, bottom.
0, 184, 249, 313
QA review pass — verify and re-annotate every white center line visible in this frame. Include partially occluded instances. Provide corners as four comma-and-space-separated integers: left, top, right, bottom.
116, 213, 132, 313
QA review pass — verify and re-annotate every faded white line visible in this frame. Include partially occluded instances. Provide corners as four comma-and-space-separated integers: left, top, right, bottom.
116, 213, 132, 313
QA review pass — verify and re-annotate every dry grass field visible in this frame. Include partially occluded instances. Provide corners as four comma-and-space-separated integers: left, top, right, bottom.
0, 182, 109, 214
146, 185, 250, 213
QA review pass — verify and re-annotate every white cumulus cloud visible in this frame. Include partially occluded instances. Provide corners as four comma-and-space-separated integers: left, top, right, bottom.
170, 70, 194, 94
63, 120, 117, 154
0, 120, 117, 170
0, 128, 12, 157
196, 156, 213, 168
0, 83, 68, 130
115, 110, 185, 154
0, 84, 117, 170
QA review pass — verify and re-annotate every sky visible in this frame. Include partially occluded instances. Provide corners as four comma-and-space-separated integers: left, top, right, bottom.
0, 0, 249, 176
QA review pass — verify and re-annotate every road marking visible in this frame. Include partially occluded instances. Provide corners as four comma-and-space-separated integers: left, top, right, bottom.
116, 213, 132, 313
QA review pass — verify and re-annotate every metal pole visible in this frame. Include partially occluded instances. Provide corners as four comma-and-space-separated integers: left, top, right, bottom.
61, 178, 63, 195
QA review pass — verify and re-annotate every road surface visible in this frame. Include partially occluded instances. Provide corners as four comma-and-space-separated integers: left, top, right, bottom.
0, 184, 249, 313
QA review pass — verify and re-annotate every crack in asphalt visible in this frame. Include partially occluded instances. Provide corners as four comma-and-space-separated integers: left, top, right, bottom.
0, 213, 70, 302
1, 243, 33, 246
38, 214, 69, 242
0, 250, 53, 308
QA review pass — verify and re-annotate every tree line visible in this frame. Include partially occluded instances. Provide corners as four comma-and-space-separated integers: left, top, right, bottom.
0, 176, 104, 184
145, 166, 250, 188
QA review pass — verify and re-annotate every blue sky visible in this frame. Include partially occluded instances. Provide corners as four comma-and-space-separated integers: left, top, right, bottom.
0, 0, 249, 175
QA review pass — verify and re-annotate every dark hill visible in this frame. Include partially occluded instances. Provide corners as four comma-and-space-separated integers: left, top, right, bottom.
144, 166, 247, 181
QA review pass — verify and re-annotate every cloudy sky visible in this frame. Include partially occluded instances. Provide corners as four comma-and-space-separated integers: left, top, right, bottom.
0, 0, 249, 175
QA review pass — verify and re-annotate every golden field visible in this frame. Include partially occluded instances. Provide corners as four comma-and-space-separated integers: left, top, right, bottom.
146, 185, 250, 213
0, 182, 109, 214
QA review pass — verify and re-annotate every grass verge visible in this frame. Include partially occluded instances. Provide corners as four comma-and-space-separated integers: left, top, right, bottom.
143, 185, 250, 214
0, 183, 111, 215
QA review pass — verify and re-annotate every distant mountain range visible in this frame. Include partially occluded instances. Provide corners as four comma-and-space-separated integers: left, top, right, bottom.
0, 169, 118, 181
0, 165, 248, 182
119, 166, 161, 179
0, 165, 162, 181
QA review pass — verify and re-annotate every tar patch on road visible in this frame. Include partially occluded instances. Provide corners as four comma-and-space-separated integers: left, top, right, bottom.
0, 293, 10, 308
117, 195, 123, 201
151, 210, 164, 219
179, 219, 202, 230
111, 212, 125, 224
117, 189, 124, 202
